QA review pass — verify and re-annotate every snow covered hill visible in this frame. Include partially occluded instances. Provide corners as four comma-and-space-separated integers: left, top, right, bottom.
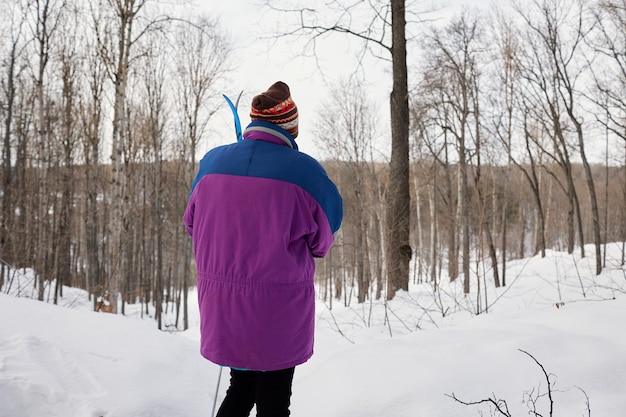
0, 292, 213, 417
1, 245, 625, 417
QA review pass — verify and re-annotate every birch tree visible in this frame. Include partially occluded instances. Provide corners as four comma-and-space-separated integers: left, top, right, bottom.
79, 9, 108, 307
91, 0, 170, 310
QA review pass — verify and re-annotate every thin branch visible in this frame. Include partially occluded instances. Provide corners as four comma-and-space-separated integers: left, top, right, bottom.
446, 392, 512, 417
519, 349, 554, 417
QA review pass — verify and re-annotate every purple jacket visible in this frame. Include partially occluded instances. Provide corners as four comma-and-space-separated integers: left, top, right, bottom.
183, 121, 343, 371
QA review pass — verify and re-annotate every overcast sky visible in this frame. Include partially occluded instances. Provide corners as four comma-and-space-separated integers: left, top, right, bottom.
193, 0, 492, 159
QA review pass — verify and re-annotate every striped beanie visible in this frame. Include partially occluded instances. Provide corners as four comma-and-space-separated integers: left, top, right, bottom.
250, 81, 299, 138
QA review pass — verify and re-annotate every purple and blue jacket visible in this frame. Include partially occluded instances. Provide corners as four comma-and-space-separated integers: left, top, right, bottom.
183, 121, 343, 371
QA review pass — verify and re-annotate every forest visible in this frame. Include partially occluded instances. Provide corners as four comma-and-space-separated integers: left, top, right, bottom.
1, 0, 625, 330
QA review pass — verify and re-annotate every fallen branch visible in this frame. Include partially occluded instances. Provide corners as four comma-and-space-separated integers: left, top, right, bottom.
448, 349, 591, 416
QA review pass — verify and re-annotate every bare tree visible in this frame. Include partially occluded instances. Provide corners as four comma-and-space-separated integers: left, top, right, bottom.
0, 0, 240, 327
487, 8, 525, 278
513, 0, 581, 257
171, 15, 231, 328
90, 0, 172, 310
78, 7, 108, 308
518, 108, 549, 258
386, 0, 412, 298
133, 31, 168, 326
53, 2, 81, 304
589, 0, 626, 143
316, 78, 381, 303
412, 75, 459, 284
263, 0, 431, 298
487, 9, 550, 259
589, 0, 626, 263
468, 44, 501, 291
421, 12, 485, 294
0, 0, 28, 285
515, 0, 602, 274
26, 0, 68, 300
407, 100, 442, 289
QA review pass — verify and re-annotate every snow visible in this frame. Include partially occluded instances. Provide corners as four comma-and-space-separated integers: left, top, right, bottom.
1, 244, 625, 417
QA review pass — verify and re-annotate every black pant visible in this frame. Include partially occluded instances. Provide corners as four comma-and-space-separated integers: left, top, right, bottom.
216, 367, 295, 417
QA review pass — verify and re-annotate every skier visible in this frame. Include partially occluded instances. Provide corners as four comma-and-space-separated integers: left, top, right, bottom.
183, 81, 343, 417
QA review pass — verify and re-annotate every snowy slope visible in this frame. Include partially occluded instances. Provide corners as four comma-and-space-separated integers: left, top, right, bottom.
1, 245, 625, 417
0, 293, 214, 417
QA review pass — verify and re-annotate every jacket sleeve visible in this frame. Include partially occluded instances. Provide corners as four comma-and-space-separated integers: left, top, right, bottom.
184, 150, 214, 236
324, 182, 343, 234
183, 193, 195, 236
306, 204, 335, 258
307, 177, 343, 258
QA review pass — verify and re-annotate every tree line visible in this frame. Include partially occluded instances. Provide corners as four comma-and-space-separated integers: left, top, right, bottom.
1, 0, 625, 328
0, 0, 231, 329
312, 0, 626, 306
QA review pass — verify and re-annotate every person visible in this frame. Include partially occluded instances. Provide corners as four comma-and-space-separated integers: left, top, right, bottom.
183, 81, 343, 417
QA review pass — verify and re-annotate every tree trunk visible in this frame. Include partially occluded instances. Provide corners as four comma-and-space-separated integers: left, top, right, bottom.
1, 27, 19, 275
444, 133, 458, 281
572, 120, 602, 274
428, 183, 437, 290
386, 0, 411, 299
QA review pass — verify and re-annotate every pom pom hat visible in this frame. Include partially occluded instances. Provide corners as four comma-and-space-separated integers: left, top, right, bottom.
250, 81, 299, 138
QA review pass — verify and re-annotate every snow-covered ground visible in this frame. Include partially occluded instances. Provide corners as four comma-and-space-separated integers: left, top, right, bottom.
1, 244, 625, 417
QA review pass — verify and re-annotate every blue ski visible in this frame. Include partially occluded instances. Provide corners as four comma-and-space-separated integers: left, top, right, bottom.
222, 91, 244, 142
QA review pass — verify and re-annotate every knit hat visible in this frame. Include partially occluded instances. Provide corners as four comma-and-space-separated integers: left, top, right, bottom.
250, 81, 299, 138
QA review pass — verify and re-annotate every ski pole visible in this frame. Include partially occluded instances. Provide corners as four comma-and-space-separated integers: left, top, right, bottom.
211, 91, 239, 417
211, 366, 224, 417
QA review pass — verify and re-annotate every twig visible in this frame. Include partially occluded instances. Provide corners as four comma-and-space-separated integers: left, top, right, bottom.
383, 301, 393, 337
322, 302, 355, 344
519, 349, 554, 417
385, 302, 412, 333
570, 253, 587, 298
575, 386, 591, 417
446, 393, 512, 417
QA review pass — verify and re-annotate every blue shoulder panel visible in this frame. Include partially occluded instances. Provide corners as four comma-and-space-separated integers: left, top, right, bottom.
191, 139, 343, 233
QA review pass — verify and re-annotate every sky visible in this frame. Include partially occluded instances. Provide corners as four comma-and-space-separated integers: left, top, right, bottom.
1, 242, 625, 416
186, 0, 619, 166
192, 0, 352, 158
191, 0, 489, 160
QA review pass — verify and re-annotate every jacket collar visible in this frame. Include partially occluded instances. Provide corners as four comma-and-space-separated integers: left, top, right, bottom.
242, 121, 299, 150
